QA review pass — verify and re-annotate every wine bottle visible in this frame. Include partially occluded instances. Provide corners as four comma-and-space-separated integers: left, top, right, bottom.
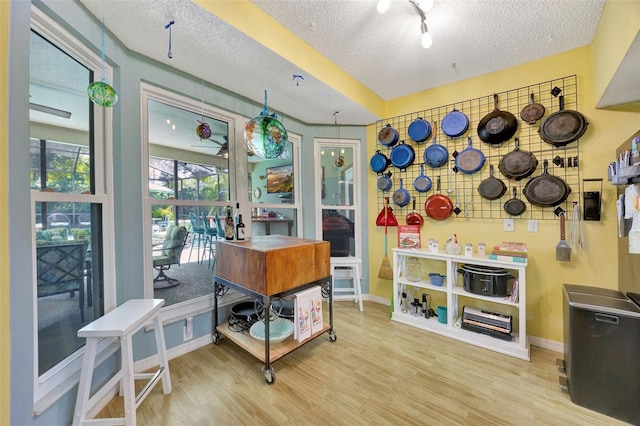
224, 205, 234, 240
236, 214, 245, 241
234, 202, 240, 227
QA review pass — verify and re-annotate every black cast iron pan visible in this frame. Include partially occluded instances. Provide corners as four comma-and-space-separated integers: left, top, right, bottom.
498, 138, 538, 181
520, 93, 545, 124
538, 95, 588, 147
523, 160, 571, 207
504, 187, 527, 216
477, 94, 518, 145
477, 165, 507, 200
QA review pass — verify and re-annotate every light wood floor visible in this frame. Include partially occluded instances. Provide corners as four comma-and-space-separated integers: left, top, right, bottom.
98, 301, 628, 425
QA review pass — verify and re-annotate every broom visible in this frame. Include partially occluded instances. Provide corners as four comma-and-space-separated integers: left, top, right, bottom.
378, 198, 393, 280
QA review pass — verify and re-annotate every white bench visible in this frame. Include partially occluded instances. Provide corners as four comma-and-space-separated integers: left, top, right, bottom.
72, 299, 171, 426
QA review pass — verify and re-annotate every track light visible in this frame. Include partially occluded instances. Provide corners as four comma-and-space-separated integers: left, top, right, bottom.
376, 0, 391, 14
378, 0, 433, 48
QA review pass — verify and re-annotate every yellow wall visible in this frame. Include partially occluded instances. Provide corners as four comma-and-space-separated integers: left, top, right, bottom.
0, 0, 10, 423
367, 46, 640, 343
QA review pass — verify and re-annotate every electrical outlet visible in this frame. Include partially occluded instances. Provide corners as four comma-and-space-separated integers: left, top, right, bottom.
528, 219, 539, 232
183, 316, 193, 341
504, 218, 515, 232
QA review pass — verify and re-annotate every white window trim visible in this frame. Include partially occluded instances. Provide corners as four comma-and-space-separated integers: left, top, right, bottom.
314, 138, 362, 258
31, 6, 116, 413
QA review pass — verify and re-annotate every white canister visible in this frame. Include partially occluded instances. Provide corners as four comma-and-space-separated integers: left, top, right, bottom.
478, 243, 486, 256
464, 243, 473, 257
430, 240, 439, 253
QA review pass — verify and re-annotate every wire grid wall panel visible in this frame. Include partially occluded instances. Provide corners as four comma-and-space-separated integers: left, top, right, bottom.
374, 75, 582, 221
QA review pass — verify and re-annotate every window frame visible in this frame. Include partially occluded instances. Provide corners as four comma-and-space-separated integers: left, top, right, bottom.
30, 6, 116, 412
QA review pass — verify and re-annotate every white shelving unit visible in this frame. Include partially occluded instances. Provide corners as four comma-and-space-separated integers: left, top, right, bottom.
391, 248, 529, 361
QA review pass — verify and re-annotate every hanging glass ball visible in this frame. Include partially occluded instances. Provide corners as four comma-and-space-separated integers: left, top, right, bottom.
196, 121, 212, 140
244, 114, 288, 159
87, 81, 118, 107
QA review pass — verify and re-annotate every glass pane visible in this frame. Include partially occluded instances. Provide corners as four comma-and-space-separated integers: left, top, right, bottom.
36, 201, 103, 375
320, 147, 354, 206
248, 139, 296, 205
250, 207, 298, 237
148, 157, 228, 202
150, 203, 220, 305
321, 208, 355, 257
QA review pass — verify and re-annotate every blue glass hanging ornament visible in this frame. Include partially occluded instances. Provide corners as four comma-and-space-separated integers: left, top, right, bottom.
87, 18, 118, 107
244, 90, 288, 159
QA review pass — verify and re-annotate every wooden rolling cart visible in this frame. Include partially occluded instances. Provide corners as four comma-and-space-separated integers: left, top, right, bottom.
212, 235, 336, 384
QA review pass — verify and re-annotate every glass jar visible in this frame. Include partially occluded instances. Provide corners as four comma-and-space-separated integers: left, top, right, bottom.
406, 257, 421, 282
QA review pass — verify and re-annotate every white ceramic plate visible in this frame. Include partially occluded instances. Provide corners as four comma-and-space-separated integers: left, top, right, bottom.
249, 318, 294, 343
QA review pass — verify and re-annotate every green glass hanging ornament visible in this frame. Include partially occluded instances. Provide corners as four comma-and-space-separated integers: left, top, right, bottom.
88, 18, 118, 107
244, 90, 288, 159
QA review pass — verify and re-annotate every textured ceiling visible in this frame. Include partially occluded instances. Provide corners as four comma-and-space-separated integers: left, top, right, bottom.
78, 0, 608, 125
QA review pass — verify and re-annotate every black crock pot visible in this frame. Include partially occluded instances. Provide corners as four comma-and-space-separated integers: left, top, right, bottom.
457, 264, 515, 297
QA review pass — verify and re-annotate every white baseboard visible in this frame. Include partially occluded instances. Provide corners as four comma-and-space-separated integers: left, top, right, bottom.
529, 335, 563, 353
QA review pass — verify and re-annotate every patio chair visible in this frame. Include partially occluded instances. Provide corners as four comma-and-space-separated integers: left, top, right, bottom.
47, 213, 71, 229
188, 211, 205, 263
201, 213, 219, 269
152, 225, 188, 289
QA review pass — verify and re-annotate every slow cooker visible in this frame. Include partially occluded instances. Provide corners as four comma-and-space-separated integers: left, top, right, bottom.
457, 264, 515, 297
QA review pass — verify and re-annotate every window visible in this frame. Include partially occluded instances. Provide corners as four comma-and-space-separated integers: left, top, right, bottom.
315, 139, 361, 258
30, 8, 114, 408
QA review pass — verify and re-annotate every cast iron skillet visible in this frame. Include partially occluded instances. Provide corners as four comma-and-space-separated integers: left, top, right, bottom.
370, 150, 390, 174
538, 95, 589, 147
498, 138, 538, 181
392, 178, 411, 207
441, 108, 469, 138
504, 187, 527, 216
378, 124, 399, 147
413, 164, 432, 193
477, 165, 507, 200
455, 136, 486, 174
407, 117, 432, 144
477, 94, 518, 145
424, 176, 454, 221
390, 141, 416, 170
523, 160, 571, 207
520, 93, 545, 124
423, 124, 449, 168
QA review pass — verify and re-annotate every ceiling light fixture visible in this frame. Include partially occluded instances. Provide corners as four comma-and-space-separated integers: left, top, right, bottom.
377, 0, 433, 49
29, 102, 72, 119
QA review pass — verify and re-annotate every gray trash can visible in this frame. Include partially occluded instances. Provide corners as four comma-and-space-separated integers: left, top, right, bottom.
561, 284, 640, 425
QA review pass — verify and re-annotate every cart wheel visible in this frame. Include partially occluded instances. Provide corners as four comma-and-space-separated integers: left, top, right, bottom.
212, 331, 221, 345
329, 331, 337, 342
263, 368, 275, 384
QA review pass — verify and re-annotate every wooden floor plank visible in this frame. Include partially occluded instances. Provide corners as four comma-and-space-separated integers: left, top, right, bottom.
97, 301, 629, 425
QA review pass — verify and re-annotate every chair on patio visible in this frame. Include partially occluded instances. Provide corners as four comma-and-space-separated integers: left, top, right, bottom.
188, 211, 205, 263
47, 213, 71, 229
152, 225, 188, 289
201, 213, 219, 269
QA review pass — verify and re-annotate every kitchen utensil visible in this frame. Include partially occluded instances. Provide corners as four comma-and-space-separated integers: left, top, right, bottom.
539, 95, 589, 147
376, 171, 393, 192
424, 176, 454, 221
523, 160, 571, 207
378, 124, 399, 147
570, 202, 583, 249
454, 136, 486, 174
446, 167, 454, 193
617, 194, 624, 237
390, 141, 416, 170
423, 123, 449, 168
441, 108, 469, 138
556, 213, 571, 262
520, 92, 545, 124
498, 138, 538, 180
407, 117, 432, 143
464, 187, 469, 217
429, 273, 446, 286
376, 197, 398, 226
370, 150, 391, 173
477, 93, 518, 145
503, 187, 527, 216
392, 178, 411, 207
478, 165, 507, 200
406, 197, 424, 227
413, 164, 432, 193
378, 198, 394, 279
454, 181, 461, 215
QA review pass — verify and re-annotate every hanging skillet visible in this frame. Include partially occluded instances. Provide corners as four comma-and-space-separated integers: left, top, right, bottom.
498, 138, 538, 181
520, 93, 545, 124
538, 95, 589, 147
424, 176, 454, 221
392, 178, 411, 207
378, 124, 400, 147
407, 117, 432, 144
390, 141, 415, 170
370, 150, 391, 174
406, 197, 424, 227
454, 136, 486, 175
477, 165, 507, 200
441, 108, 469, 138
477, 94, 518, 145
377, 171, 393, 192
504, 187, 527, 216
523, 160, 571, 207
423, 123, 449, 168
414, 164, 432, 193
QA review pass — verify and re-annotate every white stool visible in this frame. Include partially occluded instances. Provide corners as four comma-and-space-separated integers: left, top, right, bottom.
73, 299, 171, 426
330, 256, 363, 311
